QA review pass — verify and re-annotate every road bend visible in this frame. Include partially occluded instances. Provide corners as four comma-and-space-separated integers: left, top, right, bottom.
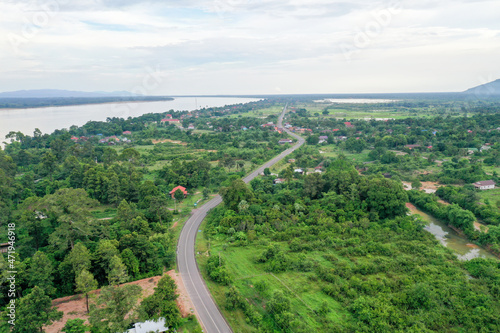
177, 104, 305, 333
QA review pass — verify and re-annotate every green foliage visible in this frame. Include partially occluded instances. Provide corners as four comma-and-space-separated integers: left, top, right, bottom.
88, 284, 142, 333
206, 254, 233, 285
12, 286, 63, 333
62, 319, 89, 333
75, 269, 98, 313
220, 179, 255, 211
107, 255, 129, 285
139, 275, 182, 329
201, 155, 500, 332
66, 242, 91, 274
29, 251, 56, 296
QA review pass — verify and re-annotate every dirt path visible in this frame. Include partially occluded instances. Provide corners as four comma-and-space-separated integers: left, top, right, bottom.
166, 270, 197, 318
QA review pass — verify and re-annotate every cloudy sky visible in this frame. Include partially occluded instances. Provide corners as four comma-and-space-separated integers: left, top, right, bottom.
1, 0, 499, 95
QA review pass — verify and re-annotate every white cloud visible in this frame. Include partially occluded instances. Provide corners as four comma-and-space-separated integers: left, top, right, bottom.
0, 0, 498, 93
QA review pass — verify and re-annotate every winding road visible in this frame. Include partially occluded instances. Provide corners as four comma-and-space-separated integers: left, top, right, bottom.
177, 104, 305, 333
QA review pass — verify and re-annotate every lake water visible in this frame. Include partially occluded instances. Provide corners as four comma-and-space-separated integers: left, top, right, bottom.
0, 97, 260, 144
406, 203, 497, 260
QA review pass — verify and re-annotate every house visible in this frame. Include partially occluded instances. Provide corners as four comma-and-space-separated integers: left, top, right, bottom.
170, 186, 188, 198
279, 139, 293, 144
123, 131, 132, 135
319, 136, 328, 141
187, 124, 195, 130
481, 145, 491, 152
473, 180, 495, 190
70, 136, 79, 142
344, 122, 354, 128
314, 169, 323, 173
467, 148, 478, 155
288, 159, 296, 163
165, 114, 173, 119
274, 178, 285, 184
404, 144, 421, 149
127, 319, 168, 333
161, 119, 180, 124
294, 168, 304, 175
0, 243, 9, 254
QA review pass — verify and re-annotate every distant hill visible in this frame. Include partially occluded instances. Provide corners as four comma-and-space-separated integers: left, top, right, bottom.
464, 79, 500, 97
0, 89, 137, 98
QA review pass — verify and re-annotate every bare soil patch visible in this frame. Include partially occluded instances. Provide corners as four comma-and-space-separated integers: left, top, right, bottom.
45, 270, 195, 332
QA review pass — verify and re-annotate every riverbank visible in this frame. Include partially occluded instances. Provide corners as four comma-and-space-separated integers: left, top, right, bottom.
406, 202, 498, 260
0, 96, 174, 110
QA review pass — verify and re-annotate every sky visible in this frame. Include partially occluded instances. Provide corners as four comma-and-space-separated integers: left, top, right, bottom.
0, 0, 499, 95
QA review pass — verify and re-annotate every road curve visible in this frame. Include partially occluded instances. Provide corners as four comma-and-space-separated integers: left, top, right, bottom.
177, 104, 305, 333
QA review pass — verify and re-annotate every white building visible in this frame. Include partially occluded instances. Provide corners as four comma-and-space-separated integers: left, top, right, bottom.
127, 319, 169, 333
473, 180, 495, 190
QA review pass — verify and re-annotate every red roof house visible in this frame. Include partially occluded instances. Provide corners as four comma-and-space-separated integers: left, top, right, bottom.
170, 186, 188, 198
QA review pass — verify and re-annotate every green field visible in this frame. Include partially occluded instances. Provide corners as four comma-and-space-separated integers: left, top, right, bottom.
477, 187, 500, 205
196, 228, 347, 332
224, 106, 283, 119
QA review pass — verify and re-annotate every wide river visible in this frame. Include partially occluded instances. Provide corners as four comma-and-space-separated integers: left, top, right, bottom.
0, 97, 260, 144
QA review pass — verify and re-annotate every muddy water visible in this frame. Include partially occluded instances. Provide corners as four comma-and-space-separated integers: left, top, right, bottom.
407, 203, 497, 261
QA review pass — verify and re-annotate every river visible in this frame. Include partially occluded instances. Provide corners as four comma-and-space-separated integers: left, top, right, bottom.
406, 203, 497, 260
0, 97, 260, 145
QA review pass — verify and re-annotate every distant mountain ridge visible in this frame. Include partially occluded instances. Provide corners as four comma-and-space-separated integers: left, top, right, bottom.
464, 79, 500, 96
0, 89, 138, 98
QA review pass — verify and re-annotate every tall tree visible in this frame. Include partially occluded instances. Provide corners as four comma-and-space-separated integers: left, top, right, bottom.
107, 255, 129, 285
139, 275, 181, 329
75, 270, 98, 313
31, 188, 98, 251
29, 251, 55, 296
65, 242, 91, 274
89, 284, 142, 333
13, 286, 63, 333
220, 179, 255, 211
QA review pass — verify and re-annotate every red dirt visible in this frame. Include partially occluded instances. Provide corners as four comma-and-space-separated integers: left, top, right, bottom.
166, 270, 197, 318
45, 270, 196, 332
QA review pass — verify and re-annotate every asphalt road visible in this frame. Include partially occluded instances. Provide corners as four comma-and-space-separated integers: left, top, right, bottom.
177, 104, 305, 333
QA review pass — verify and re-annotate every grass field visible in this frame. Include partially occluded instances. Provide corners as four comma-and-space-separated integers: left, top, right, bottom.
224, 106, 283, 119
318, 144, 372, 163
196, 226, 348, 332
293, 102, 445, 120
477, 187, 500, 205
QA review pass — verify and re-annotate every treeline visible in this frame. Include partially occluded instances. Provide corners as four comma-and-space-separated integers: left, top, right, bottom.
436, 185, 500, 225
0, 96, 173, 109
